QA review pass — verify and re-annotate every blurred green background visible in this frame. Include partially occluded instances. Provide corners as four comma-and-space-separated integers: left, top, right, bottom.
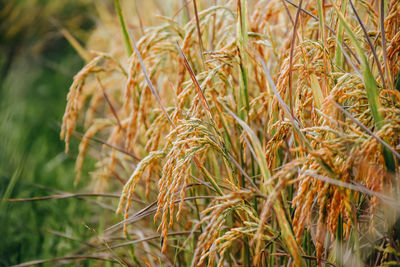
0, 1, 99, 265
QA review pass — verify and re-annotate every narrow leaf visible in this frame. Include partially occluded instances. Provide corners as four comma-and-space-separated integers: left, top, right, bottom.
176, 43, 213, 118
114, 0, 133, 56
130, 35, 174, 125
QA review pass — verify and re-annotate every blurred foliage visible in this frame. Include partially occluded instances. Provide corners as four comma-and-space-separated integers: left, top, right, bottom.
0, 0, 99, 266
0, 0, 93, 81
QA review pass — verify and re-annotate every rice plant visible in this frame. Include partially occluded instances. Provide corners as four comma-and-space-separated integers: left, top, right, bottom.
58, 0, 400, 265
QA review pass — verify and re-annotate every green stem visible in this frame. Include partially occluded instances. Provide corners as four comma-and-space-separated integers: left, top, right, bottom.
114, 0, 133, 56
335, 0, 347, 70
237, 0, 249, 120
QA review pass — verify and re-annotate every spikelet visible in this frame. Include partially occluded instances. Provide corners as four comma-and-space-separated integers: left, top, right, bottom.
154, 118, 224, 252
116, 150, 166, 233
61, 54, 106, 152
191, 191, 257, 266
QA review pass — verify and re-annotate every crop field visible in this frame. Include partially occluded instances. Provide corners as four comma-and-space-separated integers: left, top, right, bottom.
3, 0, 400, 266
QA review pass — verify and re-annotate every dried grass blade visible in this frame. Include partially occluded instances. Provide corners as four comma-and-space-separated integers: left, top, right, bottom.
301, 170, 398, 206
7, 193, 121, 202
130, 35, 174, 125
331, 100, 400, 160
72, 131, 141, 161
172, 0, 193, 20
348, 0, 385, 89
97, 77, 124, 131
193, 0, 205, 68
134, 0, 145, 35
227, 153, 260, 192
256, 54, 305, 131
107, 196, 215, 232
316, 0, 325, 43
11, 255, 118, 267
380, 0, 392, 88
285, 0, 317, 19
288, 0, 303, 113
176, 43, 213, 118
108, 231, 199, 249
280, 0, 295, 25
336, 39, 362, 77
237, 0, 250, 119
222, 104, 271, 183
60, 29, 91, 63
335, 0, 347, 70
285, 0, 360, 64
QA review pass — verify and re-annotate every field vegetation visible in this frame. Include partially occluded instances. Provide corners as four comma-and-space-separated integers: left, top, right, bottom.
6, 0, 400, 266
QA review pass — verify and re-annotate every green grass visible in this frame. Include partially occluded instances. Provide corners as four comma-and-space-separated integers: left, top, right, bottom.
0, 1, 98, 265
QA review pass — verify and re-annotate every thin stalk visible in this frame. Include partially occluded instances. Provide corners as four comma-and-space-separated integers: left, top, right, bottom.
196, 159, 224, 196
60, 29, 91, 63
284, 0, 360, 65
380, 0, 393, 89
316, 0, 330, 95
304, 230, 312, 267
235, 1, 256, 219
236, 0, 249, 120
114, 0, 133, 56
1, 167, 22, 210
335, 0, 347, 70
336, 213, 343, 266
193, 0, 205, 68
288, 0, 304, 114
